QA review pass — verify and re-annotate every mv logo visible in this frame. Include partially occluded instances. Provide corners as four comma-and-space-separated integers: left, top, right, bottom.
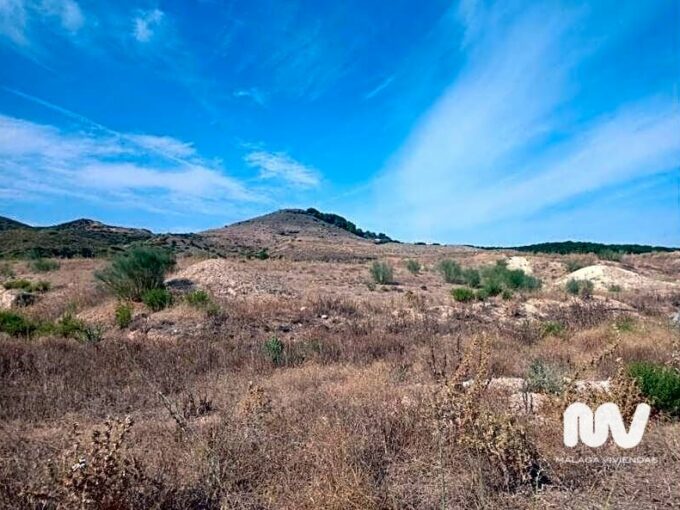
563, 402, 651, 449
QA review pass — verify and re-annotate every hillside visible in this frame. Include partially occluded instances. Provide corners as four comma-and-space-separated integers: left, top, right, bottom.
0, 218, 154, 258
0, 216, 30, 231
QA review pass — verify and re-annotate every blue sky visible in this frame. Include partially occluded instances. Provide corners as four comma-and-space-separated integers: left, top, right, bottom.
0, 0, 678, 245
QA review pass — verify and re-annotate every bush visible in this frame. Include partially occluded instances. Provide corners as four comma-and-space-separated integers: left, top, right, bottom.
599, 249, 623, 262
628, 362, 680, 416
0, 262, 15, 279
405, 259, 421, 275
30, 258, 60, 272
525, 359, 563, 394
565, 278, 593, 298
615, 315, 636, 332
186, 290, 210, 308
462, 268, 481, 288
0, 310, 37, 337
264, 337, 285, 366
3, 279, 32, 291
438, 259, 463, 283
254, 248, 269, 260
541, 321, 564, 337
95, 247, 175, 301
564, 259, 586, 273
480, 262, 540, 293
451, 287, 476, 302
370, 261, 394, 284
2, 279, 50, 293
608, 284, 622, 293
142, 288, 172, 312
115, 302, 133, 329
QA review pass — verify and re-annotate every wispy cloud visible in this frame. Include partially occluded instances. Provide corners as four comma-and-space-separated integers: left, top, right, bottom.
373, 2, 680, 241
245, 150, 320, 189
132, 8, 164, 43
364, 75, 395, 100
233, 88, 267, 106
0, 0, 84, 47
0, 112, 258, 216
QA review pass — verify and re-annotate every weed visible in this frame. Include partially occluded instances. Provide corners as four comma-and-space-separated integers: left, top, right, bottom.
30, 258, 60, 272
451, 287, 475, 302
0, 262, 15, 278
628, 362, 680, 416
142, 288, 172, 312
405, 259, 421, 275
524, 359, 563, 394
186, 289, 211, 308
370, 261, 394, 284
115, 302, 133, 329
565, 278, 593, 298
0, 310, 37, 337
264, 337, 285, 366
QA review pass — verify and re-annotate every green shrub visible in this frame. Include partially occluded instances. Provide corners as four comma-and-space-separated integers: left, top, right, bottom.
0, 310, 37, 337
451, 287, 476, 302
481, 279, 503, 298
264, 337, 285, 366
438, 259, 463, 283
462, 268, 481, 288
608, 284, 622, 293
370, 261, 394, 284
53, 312, 87, 338
186, 290, 210, 308
564, 259, 586, 273
565, 278, 593, 297
501, 289, 514, 300
3, 279, 32, 291
142, 288, 172, 312
525, 359, 564, 394
599, 249, 623, 262
541, 321, 564, 337
628, 362, 680, 416
32, 280, 51, 293
115, 302, 133, 329
480, 261, 540, 292
615, 315, 636, 332
0, 262, 15, 279
405, 259, 421, 275
30, 258, 60, 272
95, 247, 175, 300
254, 248, 269, 260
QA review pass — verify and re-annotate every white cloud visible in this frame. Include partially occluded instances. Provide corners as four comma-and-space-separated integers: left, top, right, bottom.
133, 8, 163, 43
373, 3, 680, 241
42, 0, 84, 32
245, 150, 320, 188
0, 114, 258, 214
0, 0, 30, 45
0, 0, 84, 47
233, 88, 267, 106
126, 134, 195, 158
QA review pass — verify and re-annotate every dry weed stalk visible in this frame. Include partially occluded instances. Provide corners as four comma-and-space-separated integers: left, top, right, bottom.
430, 334, 542, 492
29, 416, 146, 509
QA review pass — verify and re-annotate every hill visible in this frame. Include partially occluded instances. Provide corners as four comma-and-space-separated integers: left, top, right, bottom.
483, 241, 678, 257
0, 216, 30, 231
0, 218, 154, 258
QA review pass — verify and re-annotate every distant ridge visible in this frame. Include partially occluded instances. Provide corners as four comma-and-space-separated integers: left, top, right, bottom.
0, 216, 30, 231
0, 216, 153, 258
481, 240, 678, 256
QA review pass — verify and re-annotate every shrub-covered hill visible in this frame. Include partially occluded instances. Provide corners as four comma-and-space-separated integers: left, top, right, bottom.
0, 217, 154, 258
482, 240, 678, 257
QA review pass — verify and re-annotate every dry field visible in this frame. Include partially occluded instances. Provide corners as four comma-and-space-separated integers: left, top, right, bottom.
1, 237, 679, 508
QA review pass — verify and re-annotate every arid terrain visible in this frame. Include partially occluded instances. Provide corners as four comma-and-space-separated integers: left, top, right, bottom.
1, 210, 679, 509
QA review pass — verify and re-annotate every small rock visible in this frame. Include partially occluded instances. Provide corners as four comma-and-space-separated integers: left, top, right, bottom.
320, 314, 328, 320
0, 289, 37, 309
670, 311, 680, 328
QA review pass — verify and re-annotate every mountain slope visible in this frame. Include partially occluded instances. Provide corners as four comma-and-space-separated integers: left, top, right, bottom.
0, 216, 30, 231
0, 218, 154, 258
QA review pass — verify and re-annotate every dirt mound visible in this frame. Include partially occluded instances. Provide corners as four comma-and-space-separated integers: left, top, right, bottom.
506, 256, 533, 274
171, 259, 292, 298
556, 264, 675, 291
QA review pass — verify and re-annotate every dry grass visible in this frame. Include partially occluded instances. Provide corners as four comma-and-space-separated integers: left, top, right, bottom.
1, 251, 679, 508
